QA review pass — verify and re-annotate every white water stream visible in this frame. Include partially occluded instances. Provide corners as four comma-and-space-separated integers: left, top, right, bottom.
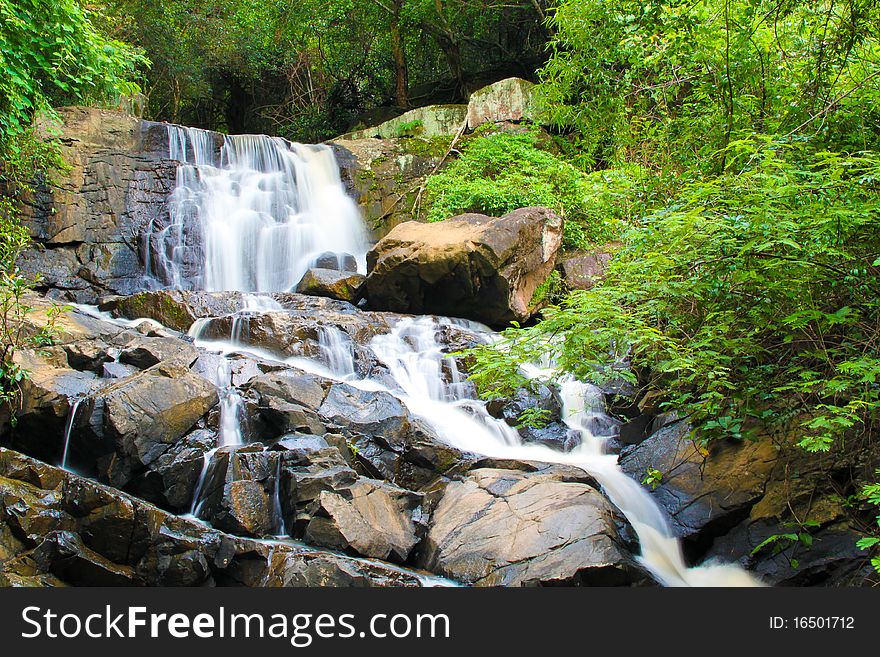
148, 125, 368, 291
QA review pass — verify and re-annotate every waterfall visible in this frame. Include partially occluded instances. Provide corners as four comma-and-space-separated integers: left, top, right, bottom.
149, 125, 368, 292
367, 317, 762, 587
318, 326, 356, 379
138, 123, 759, 584
60, 398, 83, 470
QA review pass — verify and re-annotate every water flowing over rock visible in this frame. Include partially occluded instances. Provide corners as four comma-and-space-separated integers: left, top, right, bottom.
147, 126, 369, 292
365, 207, 564, 326
2, 107, 797, 588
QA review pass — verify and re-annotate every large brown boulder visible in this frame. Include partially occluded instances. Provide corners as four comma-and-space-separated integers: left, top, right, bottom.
365, 207, 563, 326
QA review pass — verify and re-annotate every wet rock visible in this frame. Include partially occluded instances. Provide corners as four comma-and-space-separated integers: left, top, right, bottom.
346, 418, 475, 492
248, 372, 327, 411
246, 372, 328, 437
195, 447, 279, 537
8, 351, 101, 462
318, 384, 409, 438
125, 429, 216, 512
100, 290, 243, 332
63, 339, 114, 372
98, 363, 218, 487
619, 421, 777, 549
422, 468, 644, 586
365, 207, 563, 326
312, 251, 358, 272
487, 385, 578, 451
0, 447, 427, 587
304, 478, 423, 562
31, 530, 140, 586
102, 361, 140, 379
296, 268, 366, 303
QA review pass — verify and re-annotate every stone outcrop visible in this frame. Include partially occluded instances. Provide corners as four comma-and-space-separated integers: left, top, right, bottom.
331, 136, 448, 239
619, 419, 878, 585
0, 448, 429, 587
466, 77, 537, 130
296, 268, 366, 303
343, 105, 468, 140
16, 108, 180, 303
365, 207, 563, 326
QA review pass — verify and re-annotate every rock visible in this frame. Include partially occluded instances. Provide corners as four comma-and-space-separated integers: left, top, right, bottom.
118, 336, 200, 369
100, 290, 243, 332
296, 268, 366, 303
247, 372, 327, 411
365, 207, 563, 326
304, 478, 423, 562
8, 352, 101, 463
319, 384, 409, 438
194, 447, 280, 537
16, 108, 178, 303
312, 251, 358, 272
331, 137, 448, 239
701, 435, 879, 586
30, 530, 140, 586
0, 447, 428, 587
422, 468, 643, 585
245, 372, 328, 438
619, 421, 777, 550
344, 105, 467, 140
125, 429, 216, 512
487, 385, 580, 451
466, 78, 537, 130
559, 251, 612, 291
98, 363, 219, 487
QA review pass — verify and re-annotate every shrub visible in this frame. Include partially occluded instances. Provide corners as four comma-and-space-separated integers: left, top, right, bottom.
424, 131, 651, 249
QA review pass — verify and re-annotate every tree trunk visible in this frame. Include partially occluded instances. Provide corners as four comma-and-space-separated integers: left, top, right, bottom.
390, 2, 410, 108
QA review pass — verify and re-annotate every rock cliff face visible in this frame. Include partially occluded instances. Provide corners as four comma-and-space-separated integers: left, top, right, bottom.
17, 108, 178, 302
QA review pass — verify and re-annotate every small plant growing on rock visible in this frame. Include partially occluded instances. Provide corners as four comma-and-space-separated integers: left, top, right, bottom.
641, 467, 663, 490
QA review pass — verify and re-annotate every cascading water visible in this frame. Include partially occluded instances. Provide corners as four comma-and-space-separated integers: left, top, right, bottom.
367, 318, 762, 587
60, 399, 83, 471
140, 121, 760, 585
318, 326, 357, 379
149, 125, 368, 292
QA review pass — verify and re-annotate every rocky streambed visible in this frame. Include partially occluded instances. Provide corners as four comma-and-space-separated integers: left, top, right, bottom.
1, 101, 875, 587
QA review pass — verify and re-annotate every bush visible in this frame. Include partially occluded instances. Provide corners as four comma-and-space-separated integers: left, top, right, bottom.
424, 131, 651, 250
466, 138, 880, 453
